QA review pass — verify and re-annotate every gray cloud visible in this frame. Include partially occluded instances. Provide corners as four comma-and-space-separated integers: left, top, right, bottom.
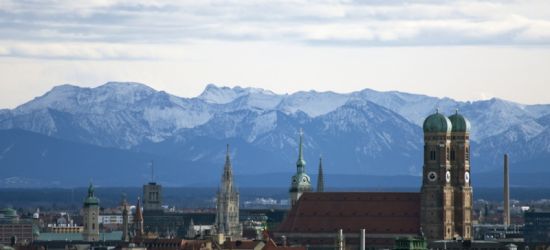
0, 0, 549, 59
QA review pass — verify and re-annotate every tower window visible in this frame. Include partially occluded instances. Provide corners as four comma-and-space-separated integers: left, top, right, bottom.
465, 147, 470, 161
450, 150, 455, 161
430, 150, 436, 161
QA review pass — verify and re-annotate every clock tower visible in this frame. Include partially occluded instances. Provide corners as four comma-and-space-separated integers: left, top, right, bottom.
420, 110, 455, 240
449, 110, 473, 240
289, 129, 312, 207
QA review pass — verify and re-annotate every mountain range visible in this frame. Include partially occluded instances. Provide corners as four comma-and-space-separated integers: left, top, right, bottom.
0, 82, 549, 187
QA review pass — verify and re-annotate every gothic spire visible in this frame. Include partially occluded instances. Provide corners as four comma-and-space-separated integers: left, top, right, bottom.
225, 144, 231, 167
223, 144, 233, 183
317, 156, 324, 192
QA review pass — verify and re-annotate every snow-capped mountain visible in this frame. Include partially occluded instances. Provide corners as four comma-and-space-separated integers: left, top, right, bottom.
0, 82, 549, 186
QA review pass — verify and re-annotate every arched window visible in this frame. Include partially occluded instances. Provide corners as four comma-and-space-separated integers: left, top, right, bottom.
430, 150, 436, 161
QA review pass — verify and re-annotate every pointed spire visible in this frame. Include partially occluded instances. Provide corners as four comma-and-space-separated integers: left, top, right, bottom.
225, 144, 231, 166
88, 182, 95, 197
296, 129, 306, 169
317, 156, 324, 192
134, 197, 143, 223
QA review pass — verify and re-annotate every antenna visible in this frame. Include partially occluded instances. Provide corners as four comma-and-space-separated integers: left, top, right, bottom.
150, 160, 154, 183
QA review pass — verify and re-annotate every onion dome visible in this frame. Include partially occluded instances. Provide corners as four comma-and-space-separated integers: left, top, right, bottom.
423, 109, 452, 133
448, 110, 471, 132
84, 182, 100, 206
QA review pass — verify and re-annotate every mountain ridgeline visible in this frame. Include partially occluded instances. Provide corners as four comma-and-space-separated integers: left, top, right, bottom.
0, 82, 549, 187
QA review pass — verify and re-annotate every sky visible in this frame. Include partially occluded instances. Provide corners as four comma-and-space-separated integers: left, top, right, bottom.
0, 0, 549, 108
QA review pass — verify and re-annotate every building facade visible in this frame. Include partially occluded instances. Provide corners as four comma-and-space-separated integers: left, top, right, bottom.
420, 110, 472, 240
214, 145, 242, 238
82, 183, 100, 242
289, 131, 312, 207
276, 112, 475, 248
143, 182, 163, 212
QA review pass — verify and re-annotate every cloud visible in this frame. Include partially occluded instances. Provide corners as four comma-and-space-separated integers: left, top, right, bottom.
0, 0, 550, 60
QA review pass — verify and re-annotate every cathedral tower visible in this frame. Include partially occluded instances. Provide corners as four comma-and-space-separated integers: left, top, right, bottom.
420, 110, 455, 240
214, 144, 242, 238
289, 130, 312, 207
449, 110, 473, 239
82, 183, 100, 242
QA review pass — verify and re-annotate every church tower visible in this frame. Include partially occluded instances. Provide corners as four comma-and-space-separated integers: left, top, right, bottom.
289, 130, 312, 207
420, 110, 454, 240
214, 144, 242, 238
448, 110, 473, 240
82, 182, 100, 242
317, 156, 324, 192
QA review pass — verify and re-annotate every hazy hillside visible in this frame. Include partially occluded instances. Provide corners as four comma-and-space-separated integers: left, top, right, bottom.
1, 82, 549, 187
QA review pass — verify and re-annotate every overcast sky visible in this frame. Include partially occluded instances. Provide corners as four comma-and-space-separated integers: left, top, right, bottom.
0, 0, 549, 108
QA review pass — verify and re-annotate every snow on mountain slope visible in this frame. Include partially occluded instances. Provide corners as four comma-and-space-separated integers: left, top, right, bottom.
1, 81, 550, 177
277, 90, 350, 117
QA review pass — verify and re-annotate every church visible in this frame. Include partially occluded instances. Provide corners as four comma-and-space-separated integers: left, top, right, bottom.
275, 110, 473, 249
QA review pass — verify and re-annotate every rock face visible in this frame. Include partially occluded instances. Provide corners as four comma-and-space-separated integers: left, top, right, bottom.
0, 82, 549, 187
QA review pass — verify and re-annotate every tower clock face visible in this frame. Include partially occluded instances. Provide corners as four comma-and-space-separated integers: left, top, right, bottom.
465, 172, 470, 183
445, 171, 451, 183
428, 171, 437, 182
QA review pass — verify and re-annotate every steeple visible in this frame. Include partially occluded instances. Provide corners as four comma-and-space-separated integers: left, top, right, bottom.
215, 144, 242, 238
222, 144, 233, 188
134, 197, 144, 237
88, 182, 94, 197
317, 156, 324, 192
296, 129, 306, 172
289, 129, 312, 207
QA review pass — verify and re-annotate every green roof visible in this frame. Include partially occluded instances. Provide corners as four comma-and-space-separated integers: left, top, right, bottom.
423, 111, 452, 133
448, 111, 471, 132
0, 208, 17, 217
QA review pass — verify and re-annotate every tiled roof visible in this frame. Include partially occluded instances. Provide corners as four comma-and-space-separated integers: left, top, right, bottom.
221, 240, 260, 249
36, 231, 123, 241
277, 192, 421, 234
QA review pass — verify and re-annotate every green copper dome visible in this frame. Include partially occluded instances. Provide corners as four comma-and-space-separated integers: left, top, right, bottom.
84, 183, 100, 206
448, 110, 471, 132
423, 110, 452, 133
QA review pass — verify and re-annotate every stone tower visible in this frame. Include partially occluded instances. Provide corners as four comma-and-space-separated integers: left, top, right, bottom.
143, 163, 163, 212
121, 194, 130, 242
317, 156, 324, 192
215, 144, 242, 238
420, 110, 455, 240
449, 110, 473, 239
289, 130, 312, 207
82, 182, 100, 242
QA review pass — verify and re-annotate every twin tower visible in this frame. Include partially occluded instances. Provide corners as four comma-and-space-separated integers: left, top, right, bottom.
421, 110, 473, 240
